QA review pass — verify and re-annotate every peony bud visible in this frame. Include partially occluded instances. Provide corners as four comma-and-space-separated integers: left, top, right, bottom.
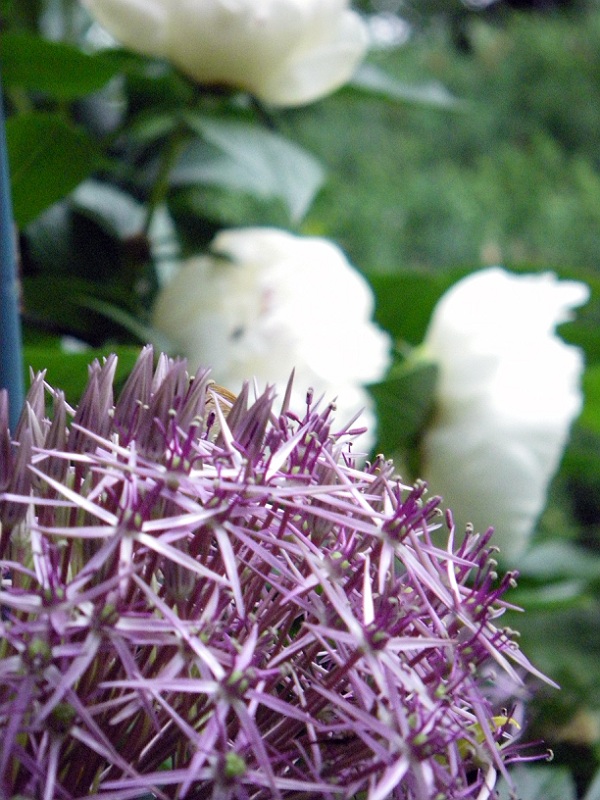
152, 227, 391, 451
82, 0, 368, 107
421, 267, 589, 560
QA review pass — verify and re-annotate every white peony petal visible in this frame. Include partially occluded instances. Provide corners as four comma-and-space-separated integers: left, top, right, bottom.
152, 227, 391, 452
256, 9, 369, 106
83, 0, 368, 107
421, 267, 589, 561
164, 0, 307, 95
82, 0, 169, 56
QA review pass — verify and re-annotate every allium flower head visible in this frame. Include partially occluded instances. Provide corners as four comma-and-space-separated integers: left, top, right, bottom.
421, 268, 589, 561
81, 0, 368, 107
152, 227, 392, 453
0, 347, 550, 800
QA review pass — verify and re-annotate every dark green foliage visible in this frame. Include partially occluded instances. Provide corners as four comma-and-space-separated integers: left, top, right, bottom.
293, 10, 600, 275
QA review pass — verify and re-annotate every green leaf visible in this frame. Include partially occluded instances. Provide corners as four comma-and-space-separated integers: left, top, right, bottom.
70, 181, 145, 240
127, 112, 179, 146
370, 359, 438, 456
23, 341, 142, 406
75, 296, 172, 352
174, 115, 325, 222
369, 271, 464, 344
7, 113, 102, 227
580, 364, 600, 435
555, 268, 600, 365
497, 765, 576, 800
23, 276, 136, 342
583, 769, 600, 800
2, 32, 125, 99
350, 63, 459, 108
509, 580, 590, 612
518, 541, 600, 582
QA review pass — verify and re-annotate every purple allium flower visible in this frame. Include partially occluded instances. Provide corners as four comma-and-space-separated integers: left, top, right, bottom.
0, 347, 551, 800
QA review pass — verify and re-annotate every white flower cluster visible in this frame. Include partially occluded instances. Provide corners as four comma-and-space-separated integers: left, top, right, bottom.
81, 0, 590, 560
82, 0, 368, 107
421, 268, 589, 559
152, 228, 391, 451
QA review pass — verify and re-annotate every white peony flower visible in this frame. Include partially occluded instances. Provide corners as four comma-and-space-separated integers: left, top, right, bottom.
152, 227, 391, 450
421, 267, 589, 560
81, 0, 368, 107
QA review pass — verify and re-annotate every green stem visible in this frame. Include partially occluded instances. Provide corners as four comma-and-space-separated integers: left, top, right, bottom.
142, 121, 188, 236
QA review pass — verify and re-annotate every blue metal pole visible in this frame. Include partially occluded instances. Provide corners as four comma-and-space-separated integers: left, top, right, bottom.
0, 74, 25, 431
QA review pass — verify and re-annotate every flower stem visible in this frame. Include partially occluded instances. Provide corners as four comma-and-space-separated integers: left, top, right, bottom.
0, 74, 24, 430
142, 120, 187, 236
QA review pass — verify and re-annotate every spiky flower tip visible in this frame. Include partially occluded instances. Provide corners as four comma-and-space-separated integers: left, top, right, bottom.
0, 346, 551, 800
